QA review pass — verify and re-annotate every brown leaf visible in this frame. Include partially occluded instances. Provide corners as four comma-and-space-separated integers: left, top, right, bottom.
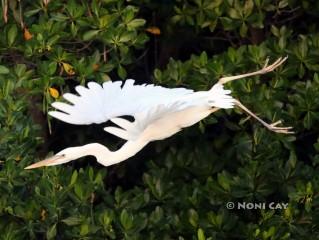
146, 26, 161, 35
23, 28, 33, 40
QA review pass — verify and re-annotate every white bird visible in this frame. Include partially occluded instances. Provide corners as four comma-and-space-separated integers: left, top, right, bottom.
25, 57, 293, 169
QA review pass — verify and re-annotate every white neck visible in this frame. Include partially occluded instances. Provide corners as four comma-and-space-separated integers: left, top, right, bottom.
77, 138, 148, 167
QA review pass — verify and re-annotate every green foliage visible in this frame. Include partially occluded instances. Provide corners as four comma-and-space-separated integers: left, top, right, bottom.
1, 0, 319, 239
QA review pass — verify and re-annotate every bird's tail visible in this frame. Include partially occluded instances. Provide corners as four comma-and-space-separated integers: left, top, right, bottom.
208, 83, 235, 109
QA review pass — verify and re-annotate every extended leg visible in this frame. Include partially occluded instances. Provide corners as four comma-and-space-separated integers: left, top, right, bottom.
218, 56, 288, 85
234, 99, 293, 134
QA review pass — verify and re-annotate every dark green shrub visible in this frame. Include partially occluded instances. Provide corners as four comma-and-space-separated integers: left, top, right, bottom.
1, 0, 319, 239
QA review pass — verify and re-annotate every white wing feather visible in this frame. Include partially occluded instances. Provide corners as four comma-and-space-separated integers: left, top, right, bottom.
208, 83, 234, 108
103, 126, 132, 140
104, 101, 186, 141
102, 83, 235, 141
49, 80, 235, 141
49, 79, 194, 125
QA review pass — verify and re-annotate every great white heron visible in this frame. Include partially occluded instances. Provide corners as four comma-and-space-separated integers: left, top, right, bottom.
25, 57, 292, 169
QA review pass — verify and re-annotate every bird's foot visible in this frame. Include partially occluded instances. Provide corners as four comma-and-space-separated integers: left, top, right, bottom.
266, 120, 294, 134
259, 56, 288, 74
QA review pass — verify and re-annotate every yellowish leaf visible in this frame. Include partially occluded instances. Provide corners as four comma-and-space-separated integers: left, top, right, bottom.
62, 62, 75, 75
40, 209, 47, 221
92, 63, 100, 71
49, 87, 59, 98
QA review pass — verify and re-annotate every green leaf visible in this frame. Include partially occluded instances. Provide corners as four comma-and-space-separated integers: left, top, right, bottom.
244, 0, 254, 17
50, 13, 69, 21
278, 0, 288, 8
74, 183, 84, 199
48, 62, 57, 75
24, 8, 42, 17
306, 182, 313, 194
119, 32, 135, 43
303, 111, 314, 129
120, 209, 133, 230
80, 223, 89, 236
154, 69, 162, 81
8, 25, 18, 46
83, 30, 100, 41
197, 228, 206, 240
88, 167, 94, 181
124, 8, 135, 22
217, 172, 231, 191
98, 15, 113, 28
46, 224, 57, 240
70, 170, 78, 185
229, 8, 241, 19
0, 65, 10, 74
199, 51, 208, 65
220, 17, 235, 30
150, 206, 163, 223
255, 0, 261, 7
127, 19, 146, 29
299, 37, 308, 58
188, 209, 198, 227
117, 65, 127, 79
100, 210, 113, 226
263, 226, 276, 238
240, 22, 248, 37
271, 25, 279, 37
62, 216, 82, 226
47, 35, 60, 47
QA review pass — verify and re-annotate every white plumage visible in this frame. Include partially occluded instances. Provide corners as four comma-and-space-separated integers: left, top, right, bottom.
49, 80, 235, 140
49, 79, 195, 125
25, 57, 293, 169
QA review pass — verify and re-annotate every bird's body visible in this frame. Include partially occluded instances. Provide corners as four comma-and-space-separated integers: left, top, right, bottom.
26, 82, 227, 167
25, 57, 293, 169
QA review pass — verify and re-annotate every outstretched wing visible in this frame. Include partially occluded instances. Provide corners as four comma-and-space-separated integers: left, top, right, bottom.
49, 79, 193, 125
103, 83, 236, 141
104, 101, 186, 141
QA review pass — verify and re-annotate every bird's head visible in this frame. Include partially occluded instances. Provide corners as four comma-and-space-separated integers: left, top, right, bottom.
24, 143, 111, 169
24, 147, 80, 169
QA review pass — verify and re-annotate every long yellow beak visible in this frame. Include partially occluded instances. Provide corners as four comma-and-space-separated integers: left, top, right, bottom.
24, 155, 64, 170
